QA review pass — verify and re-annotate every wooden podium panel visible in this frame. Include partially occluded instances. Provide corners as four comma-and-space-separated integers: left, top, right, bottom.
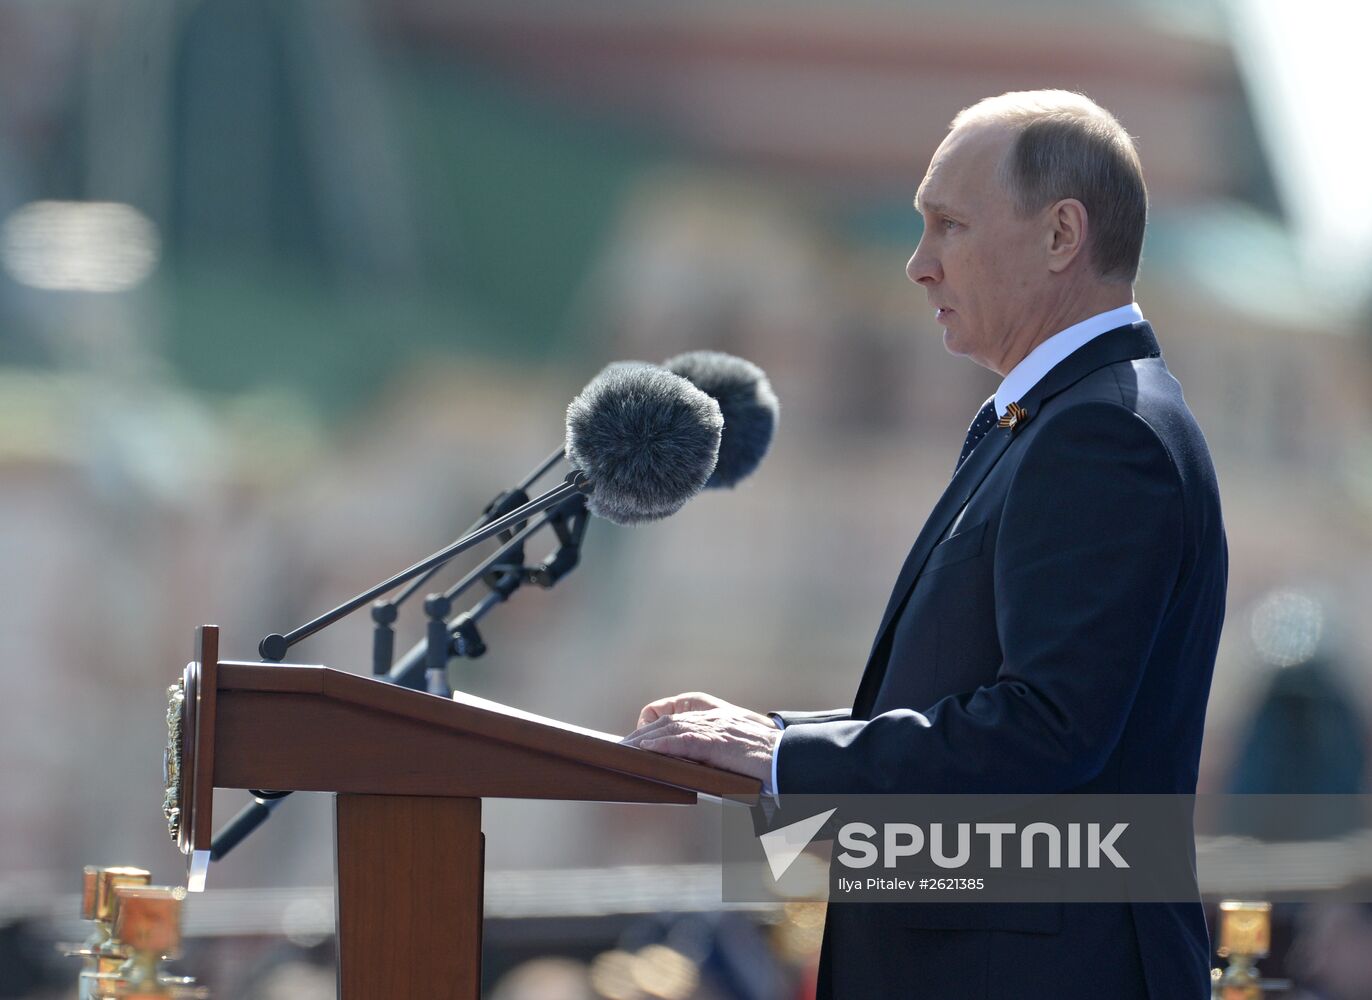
176, 626, 760, 999
335, 795, 483, 999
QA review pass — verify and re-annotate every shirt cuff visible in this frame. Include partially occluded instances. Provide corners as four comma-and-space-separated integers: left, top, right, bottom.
765, 715, 784, 797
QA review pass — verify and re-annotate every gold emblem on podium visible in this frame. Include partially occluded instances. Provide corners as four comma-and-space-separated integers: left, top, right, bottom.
163, 680, 185, 844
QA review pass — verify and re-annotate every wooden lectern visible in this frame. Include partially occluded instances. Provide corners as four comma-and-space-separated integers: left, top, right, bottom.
170, 625, 760, 999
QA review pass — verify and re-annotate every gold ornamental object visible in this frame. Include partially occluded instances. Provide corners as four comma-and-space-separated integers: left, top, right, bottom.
107, 884, 208, 998
1211, 901, 1289, 999
64, 866, 152, 1000
110, 885, 185, 995
1219, 900, 1272, 960
64, 870, 208, 999
85, 866, 152, 943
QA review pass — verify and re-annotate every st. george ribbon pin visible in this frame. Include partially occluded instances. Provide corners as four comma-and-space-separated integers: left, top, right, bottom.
997, 400, 1030, 431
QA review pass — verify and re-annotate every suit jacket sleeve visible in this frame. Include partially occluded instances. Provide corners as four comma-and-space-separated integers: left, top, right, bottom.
776, 401, 1185, 794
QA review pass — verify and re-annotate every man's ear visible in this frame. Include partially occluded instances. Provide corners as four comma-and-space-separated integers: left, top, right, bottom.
1046, 198, 1088, 274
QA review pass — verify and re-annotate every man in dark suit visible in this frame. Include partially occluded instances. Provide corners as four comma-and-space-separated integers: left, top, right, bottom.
623, 90, 1227, 999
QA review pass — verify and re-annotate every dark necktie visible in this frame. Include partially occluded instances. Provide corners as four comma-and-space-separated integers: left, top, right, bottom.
954, 396, 998, 474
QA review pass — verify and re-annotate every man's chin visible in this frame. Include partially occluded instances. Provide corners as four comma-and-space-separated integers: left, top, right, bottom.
942, 326, 969, 357
942, 328, 996, 372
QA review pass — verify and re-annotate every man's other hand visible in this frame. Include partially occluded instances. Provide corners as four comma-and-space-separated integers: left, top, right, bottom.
635, 691, 774, 730
623, 692, 780, 781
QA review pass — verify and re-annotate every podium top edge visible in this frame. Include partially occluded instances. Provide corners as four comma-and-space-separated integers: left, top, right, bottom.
213, 661, 760, 799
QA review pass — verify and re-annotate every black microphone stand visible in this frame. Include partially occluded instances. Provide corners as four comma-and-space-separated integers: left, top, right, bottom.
255, 468, 586, 663
419, 501, 539, 697
368, 444, 565, 678
388, 491, 588, 691
379, 485, 531, 682
211, 459, 584, 863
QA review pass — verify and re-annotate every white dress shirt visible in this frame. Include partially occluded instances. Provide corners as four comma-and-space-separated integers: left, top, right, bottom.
766, 301, 1147, 796
993, 302, 1143, 417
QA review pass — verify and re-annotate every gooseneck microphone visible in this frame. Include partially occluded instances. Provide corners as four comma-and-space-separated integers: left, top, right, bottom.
385, 359, 735, 688
256, 362, 723, 662
407, 355, 727, 690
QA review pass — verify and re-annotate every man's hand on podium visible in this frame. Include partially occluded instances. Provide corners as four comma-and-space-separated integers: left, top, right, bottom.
621, 691, 780, 782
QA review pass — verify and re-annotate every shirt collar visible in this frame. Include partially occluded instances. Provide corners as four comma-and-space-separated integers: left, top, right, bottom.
994, 302, 1145, 417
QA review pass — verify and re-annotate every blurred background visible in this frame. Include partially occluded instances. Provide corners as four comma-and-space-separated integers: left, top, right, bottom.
2, 0, 1371, 996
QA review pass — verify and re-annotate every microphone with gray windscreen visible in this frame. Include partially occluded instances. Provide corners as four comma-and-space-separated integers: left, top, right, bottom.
564, 361, 724, 524
261, 360, 725, 662
662, 350, 779, 488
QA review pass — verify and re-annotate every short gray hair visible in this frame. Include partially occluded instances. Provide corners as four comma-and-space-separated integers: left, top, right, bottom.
952, 90, 1147, 283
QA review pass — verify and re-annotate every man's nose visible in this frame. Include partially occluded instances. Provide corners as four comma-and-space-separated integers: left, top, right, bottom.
906, 245, 940, 285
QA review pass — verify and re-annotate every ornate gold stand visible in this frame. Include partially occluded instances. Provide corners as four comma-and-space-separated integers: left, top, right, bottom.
63, 868, 208, 998
1211, 900, 1290, 999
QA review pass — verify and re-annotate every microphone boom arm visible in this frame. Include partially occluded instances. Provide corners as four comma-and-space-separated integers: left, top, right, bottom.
258, 472, 590, 661
389, 492, 588, 689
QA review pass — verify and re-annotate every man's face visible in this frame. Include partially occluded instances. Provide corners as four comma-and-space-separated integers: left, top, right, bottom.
907, 123, 1050, 374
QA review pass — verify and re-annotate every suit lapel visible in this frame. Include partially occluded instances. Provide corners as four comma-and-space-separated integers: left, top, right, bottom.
851, 418, 1016, 715
851, 322, 1162, 717
865, 426, 1013, 662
